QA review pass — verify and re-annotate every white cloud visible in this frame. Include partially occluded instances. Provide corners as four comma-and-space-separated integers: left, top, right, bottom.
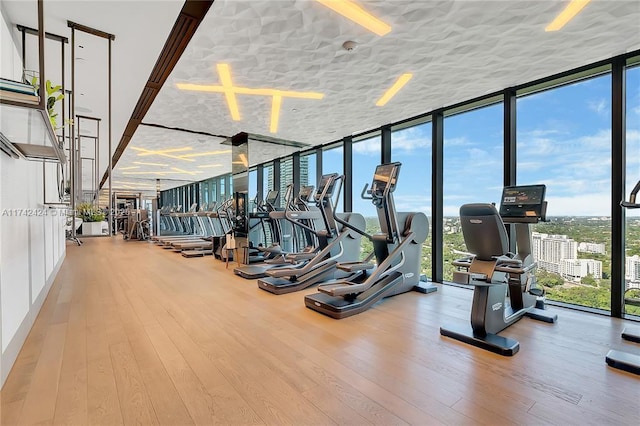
352, 138, 380, 155
588, 99, 609, 117
545, 193, 611, 216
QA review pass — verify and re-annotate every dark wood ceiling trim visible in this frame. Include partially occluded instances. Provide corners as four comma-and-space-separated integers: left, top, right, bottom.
141, 122, 229, 139
67, 21, 116, 40
99, 0, 215, 188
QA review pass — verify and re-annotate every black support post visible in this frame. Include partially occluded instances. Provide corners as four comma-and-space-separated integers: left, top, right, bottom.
315, 147, 323, 185
381, 125, 391, 164
292, 152, 301, 199
432, 110, 444, 283
504, 88, 517, 253
257, 164, 264, 203
611, 57, 626, 318
273, 159, 281, 206
343, 136, 353, 212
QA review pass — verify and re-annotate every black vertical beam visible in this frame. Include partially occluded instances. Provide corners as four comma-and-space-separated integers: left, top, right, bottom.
343, 136, 353, 212
257, 164, 264, 203
432, 110, 444, 283
504, 88, 517, 253
292, 152, 301, 198
273, 159, 281, 206
37, 0, 45, 109
381, 125, 392, 164
611, 57, 626, 318
315, 147, 323, 185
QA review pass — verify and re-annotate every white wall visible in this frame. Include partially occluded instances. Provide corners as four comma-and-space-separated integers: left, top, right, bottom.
0, 5, 66, 388
1, 4, 22, 81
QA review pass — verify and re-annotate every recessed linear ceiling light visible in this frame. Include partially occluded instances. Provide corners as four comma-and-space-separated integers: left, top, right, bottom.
545, 0, 591, 32
217, 63, 241, 120
375, 73, 413, 107
316, 0, 391, 36
270, 95, 282, 133
133, 161, 169, 167
130, 147, 195, 162
119, 166, 140, 170
179, 149, 232, 158
123, 170, 203, 176
197, 164, 223, 168
177, 64, 323, 134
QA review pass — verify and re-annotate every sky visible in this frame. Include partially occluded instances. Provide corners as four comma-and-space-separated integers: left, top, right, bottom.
341, 66, 640, 218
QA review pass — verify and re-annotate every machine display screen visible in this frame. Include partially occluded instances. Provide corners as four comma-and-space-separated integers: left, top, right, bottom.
371, 163, 400, 196
317, 174, 337, 199
499, 185, 546, 219
299, 185, 315, 201
265, 190, 278, 205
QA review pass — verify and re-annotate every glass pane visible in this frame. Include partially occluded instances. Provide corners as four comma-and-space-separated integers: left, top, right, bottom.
353, 135, 381, 260
249, 169, 257, 211
444, 103, 503, 282
301, 153, 316, 187
625, 64, 640, 317
392, 122, 432, 278
280, 157, 293, 207
263, 162, 274, 202
322, 145, 343, 212
517, 74, 612, 311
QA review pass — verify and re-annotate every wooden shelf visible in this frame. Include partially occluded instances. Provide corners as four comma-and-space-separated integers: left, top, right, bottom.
0, 94, 66, 163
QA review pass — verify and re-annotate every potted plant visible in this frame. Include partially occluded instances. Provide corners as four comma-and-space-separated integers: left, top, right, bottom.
77, 202, 106, 235
27, 73, 64, 130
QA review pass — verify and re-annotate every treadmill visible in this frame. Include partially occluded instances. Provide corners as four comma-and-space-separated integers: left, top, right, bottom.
304, 162, 436, 318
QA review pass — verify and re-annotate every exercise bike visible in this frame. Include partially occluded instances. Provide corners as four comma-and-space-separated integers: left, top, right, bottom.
440, 184, 557, 356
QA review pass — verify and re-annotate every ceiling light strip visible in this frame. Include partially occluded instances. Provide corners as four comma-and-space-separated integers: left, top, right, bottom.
545, 0, 591, 32
317, 0, 391, 36
217, 63, 241, 120
270, 95, 282, 133
376, 73, 413, 107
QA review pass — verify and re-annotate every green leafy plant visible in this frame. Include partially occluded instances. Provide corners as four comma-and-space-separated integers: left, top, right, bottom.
30, 76, 64, 130
77, 202, 105, 222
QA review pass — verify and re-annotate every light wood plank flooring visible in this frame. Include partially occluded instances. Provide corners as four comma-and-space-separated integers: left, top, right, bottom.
1, 236, 639, 425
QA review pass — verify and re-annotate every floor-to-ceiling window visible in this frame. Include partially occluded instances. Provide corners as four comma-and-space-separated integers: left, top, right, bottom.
263, 162, 274, 205
301, 151, 316, 188
517, 72, 613, 311
322, 143, 343, 212
625, 61, 640, 316
249, 168, 257, 211
443, 102, 503, 282
280, 157, 294, 207
392, 119, 432, 278
352, 133, 381, 259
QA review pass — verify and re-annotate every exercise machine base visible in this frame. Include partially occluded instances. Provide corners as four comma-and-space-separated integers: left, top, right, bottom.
606, 350, 640, 375
621, 327, 640, 343
440, 324, 519, 356
413, 281, 438, 294
524, 307, 558, 323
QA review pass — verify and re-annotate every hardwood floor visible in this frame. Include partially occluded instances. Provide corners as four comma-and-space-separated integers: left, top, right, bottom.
1, 236, 638, 425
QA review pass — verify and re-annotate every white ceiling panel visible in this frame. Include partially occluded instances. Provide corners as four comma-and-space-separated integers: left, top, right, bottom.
144, 0, 640, 146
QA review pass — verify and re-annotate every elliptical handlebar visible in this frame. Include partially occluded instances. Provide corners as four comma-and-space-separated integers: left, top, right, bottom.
622, 180, 640, 209
361, 183, 373, 200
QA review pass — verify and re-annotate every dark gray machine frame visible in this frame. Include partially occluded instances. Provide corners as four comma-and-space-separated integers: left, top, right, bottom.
440, 185, 557, 356
304, 162, 437, 319
606, 180, 640, 375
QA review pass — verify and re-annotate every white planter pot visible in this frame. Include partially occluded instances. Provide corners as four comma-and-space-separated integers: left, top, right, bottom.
82, 221, 103, 236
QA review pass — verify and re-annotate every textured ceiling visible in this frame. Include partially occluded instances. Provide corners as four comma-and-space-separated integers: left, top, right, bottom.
143, 0, 640, 147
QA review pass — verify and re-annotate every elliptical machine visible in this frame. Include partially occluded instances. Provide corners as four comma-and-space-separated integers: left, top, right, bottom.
440, 184, 557, 356
605, 180, 640, 375
304, 162, 437, 319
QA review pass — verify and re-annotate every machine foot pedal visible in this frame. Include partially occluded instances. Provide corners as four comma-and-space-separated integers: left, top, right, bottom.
606, 350, 640, 375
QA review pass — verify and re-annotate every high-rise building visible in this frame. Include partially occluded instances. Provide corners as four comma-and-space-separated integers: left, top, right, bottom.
578, 242, 606, 254
625, 255, 640, 284
266, 156, 309, 206
532, 233, 577, 274
560, 259, 603, 282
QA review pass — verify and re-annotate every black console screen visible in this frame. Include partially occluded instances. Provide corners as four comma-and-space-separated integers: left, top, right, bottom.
499, 184, 546, 220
